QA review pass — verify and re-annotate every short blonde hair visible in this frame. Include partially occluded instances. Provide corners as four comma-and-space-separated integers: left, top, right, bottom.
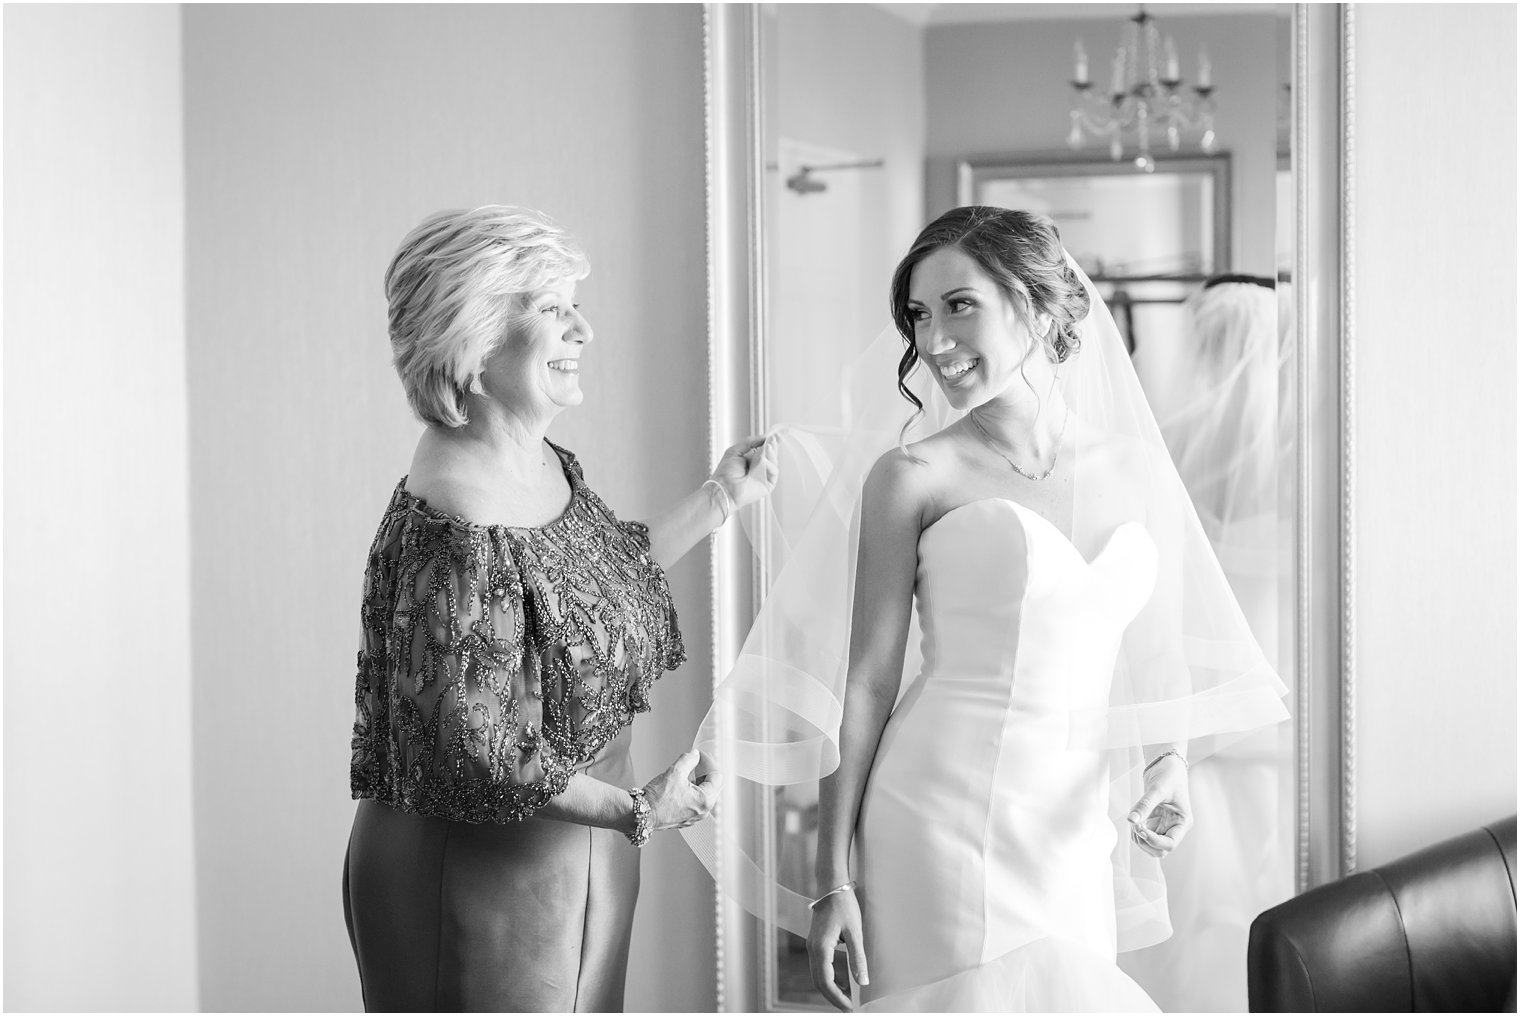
385, 206, 589, 428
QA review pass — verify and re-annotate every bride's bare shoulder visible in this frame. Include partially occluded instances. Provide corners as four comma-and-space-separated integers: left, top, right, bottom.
864, 436, 954, 518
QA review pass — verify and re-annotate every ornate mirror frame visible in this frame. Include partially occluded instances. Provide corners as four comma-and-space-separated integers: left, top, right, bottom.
703, 4, 1357, 1008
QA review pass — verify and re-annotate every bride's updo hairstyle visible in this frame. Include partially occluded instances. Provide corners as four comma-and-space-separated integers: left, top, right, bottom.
889, 206, 1091, 418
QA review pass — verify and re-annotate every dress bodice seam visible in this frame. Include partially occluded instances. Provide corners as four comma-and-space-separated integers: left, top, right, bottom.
976, 521, 1035, 967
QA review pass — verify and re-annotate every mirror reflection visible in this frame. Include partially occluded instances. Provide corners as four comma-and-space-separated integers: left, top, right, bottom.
754, 4, 1296, 1010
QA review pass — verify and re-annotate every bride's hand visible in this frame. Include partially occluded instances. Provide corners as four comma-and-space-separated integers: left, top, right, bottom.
807, 888, 868, 1011
1127, 754, 1193, 859
709, 434, 779, 512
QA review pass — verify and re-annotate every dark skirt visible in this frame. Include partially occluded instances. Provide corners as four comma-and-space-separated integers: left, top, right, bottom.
344, 729, 640, 1012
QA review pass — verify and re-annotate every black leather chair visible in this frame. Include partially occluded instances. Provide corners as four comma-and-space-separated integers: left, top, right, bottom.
1248, 816, 1517, 1012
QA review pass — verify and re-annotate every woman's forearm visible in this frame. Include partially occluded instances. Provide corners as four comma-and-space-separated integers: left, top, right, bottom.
642, 484, 727, 570
535, 773, 636, 833
815, 681, 896, 889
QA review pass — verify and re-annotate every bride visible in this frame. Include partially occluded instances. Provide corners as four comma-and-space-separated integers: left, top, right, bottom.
687, 206, 1289, 1012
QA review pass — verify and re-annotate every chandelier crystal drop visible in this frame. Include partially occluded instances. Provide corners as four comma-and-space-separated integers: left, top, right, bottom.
1068, 6, 1218, 173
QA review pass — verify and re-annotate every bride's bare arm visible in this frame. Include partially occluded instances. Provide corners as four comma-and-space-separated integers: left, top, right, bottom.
809, 450, 926, 1009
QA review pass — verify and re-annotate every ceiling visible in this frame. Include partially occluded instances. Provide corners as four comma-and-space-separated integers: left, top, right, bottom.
871, 3, 1286, 28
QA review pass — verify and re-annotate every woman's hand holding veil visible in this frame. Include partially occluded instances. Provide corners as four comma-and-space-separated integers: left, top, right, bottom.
647, 435, 778, 569
808, 888, 869, 1011
710, 433, 780, 511
1127, 754, 1194, 859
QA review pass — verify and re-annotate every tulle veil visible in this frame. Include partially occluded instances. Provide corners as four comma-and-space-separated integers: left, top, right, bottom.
1121, 279, 1298, 1009
678, 253, 1290, 966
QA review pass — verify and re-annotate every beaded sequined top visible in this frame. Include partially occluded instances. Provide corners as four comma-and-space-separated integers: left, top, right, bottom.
350, 443, 685, 823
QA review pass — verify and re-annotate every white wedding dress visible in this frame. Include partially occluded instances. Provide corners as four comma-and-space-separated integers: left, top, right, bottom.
856, 497, 1161, 1012
680, 255, 1291, 1013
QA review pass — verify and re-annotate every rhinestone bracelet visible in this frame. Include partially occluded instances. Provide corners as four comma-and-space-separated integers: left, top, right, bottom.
626, 786, 652, 848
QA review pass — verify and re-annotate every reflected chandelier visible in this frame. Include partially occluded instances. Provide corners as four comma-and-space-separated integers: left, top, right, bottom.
1068, 5, 1218, 173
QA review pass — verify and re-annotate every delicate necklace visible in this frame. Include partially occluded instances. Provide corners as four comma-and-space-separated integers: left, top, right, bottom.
968, 405, 1070, 482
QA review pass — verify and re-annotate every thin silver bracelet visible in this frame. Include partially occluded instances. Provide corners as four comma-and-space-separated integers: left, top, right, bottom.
702, 478, 735, 524
1143, 749, 1188, 775
808, 880, 858, 910
626, 786, 652, 848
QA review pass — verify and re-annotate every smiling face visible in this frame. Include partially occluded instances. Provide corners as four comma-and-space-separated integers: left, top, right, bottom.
905, 246, 1050, 411
480, 276, 593, 419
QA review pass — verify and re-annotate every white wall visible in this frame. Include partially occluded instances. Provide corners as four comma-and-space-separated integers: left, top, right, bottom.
2, 5, 200, 1010
766, 4, 926, 437
773, 2, 926, 322
1353, 2, 1517, 868
181, 5, 713, 1009
924, 12, 1285, 276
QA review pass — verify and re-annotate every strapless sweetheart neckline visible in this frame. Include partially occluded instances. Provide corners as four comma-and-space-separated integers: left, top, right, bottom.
922, 496, 1149, 569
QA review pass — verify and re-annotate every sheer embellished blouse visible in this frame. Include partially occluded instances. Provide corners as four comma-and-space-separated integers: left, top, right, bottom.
350, 443, 686, 823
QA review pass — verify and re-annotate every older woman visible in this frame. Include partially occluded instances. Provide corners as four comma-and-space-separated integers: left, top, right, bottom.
344, 206, 775, 1012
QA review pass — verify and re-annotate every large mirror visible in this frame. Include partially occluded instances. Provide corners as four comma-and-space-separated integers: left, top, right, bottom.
706, 4, 1351, 1010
